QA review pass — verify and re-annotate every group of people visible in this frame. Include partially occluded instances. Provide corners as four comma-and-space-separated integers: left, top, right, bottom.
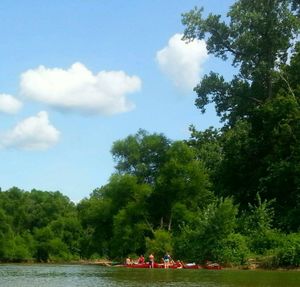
125, 254, 153, 266
125, 253, 183, 269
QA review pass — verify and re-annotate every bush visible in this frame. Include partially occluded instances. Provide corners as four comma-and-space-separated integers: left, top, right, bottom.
146, 229, 173, 260
173, 198, 238, 263
275, 233, 300, 267
48, 238, 72, 261
173, 225, 199, 262
214, 233, 250, 266
249, 230, 285, 255
12, 235, 33, 261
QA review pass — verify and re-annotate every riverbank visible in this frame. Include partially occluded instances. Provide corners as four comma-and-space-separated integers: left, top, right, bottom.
1, 259, 299, 271
0, 258, 114, 267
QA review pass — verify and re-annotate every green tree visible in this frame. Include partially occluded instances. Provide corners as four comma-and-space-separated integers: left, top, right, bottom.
78, 174, 153, 258
145, 229, 173, 260
214, 233, 250, 266
0, 208, 14, 261
111, 129, 170, 184
182, 0, 300, 231
34, 226, 55, 262
108, 175, 153, 258
12, 234, 34, 261
152, 141, 213, 232
182, 0, 300, 124
77, 193, 113, 258
187, 126, 223, 173
174, 198, 238, 262
0, 188, 80, 262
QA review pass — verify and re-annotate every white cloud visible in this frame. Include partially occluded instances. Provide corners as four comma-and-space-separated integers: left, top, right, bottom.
156, 33, 208, 92
0, 111, 60, 150
20, 62, 141, 115
0, 94, 22, 114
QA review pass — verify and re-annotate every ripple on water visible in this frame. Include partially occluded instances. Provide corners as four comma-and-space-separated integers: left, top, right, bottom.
0, 264, 300, 287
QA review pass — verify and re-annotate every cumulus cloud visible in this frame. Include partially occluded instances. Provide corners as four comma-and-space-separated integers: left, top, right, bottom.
156, 33, 208, 92
20, 62, 141, 115
0, 111, 60, 150
0, 94, 22, 114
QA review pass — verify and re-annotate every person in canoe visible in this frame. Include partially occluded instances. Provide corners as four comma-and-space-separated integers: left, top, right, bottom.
149, 253, 154, 268
176, 260, 183, 269
125, 257, 132, 265
138, 255, 145, 264
163, 253, 171, 268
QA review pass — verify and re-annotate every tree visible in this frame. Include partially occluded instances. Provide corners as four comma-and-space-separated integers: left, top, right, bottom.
152, 141, 214, 232
217, 51, 300, 229
187, 126, 223, 194
108, 175, 153, 257
174, 198, 238, 262
145, 229, 173, 260
111, 129, 171, 184
0, 188, 80, 262
182, 0, 300, 125
78, 174, 153, 258
77, 190, 114, 258
182, 0, 300, 230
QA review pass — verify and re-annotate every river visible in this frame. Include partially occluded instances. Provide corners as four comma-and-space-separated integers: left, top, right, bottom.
0, 264, 299, 287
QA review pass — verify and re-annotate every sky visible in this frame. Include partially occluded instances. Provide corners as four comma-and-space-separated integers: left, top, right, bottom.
0, 0, 235, 202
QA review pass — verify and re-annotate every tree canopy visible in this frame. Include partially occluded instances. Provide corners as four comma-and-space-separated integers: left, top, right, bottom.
1, 0, 300, 268
182, 0, 300, 231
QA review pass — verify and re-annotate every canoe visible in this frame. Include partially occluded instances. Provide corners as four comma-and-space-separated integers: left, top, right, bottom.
119, 263, 204, 269
203, 264, 222, 270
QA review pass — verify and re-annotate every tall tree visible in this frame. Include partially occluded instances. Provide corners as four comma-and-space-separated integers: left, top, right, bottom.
182, 0, 300, 126
152, 141, 213, 232
182, 0, 300, 230
111, 129, 171, 185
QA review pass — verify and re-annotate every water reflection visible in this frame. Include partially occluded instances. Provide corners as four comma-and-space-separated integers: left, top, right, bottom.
0, 264, 299, 287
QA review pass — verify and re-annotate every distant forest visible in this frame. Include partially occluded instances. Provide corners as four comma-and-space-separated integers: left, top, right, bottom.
1, 0, 300, 267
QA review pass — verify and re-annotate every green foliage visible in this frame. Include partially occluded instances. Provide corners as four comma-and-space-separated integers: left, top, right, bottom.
12, 234, 34, 261
214, 233, 250, 266
187, 126, 223, 175
182, 0, 300, 233
174, 198, 238, 262
111, 129, 170, 184
238, 194, 275, 236
237, 195, 284, 256
259, 233, 300, 268
250, 230, 285, 256
274, 233, 300, 267
78, 174, 154, 259
111, 208, 150, 258
91, 131, 213, 260
146, 229, 173, 260
48, 238, 72, 262
0, 229, 14, 261
1, 0, 300, 265
183, 0, 299, 102
0, 188, 81, 262
153, 141, 213, 231
77, 194, 113, 258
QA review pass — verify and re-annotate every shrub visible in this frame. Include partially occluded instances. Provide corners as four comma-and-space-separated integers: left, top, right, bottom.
275, 233, 300, 267
214, 233, 250, 266
249, 230, 285, 255
146, 229, 173, 260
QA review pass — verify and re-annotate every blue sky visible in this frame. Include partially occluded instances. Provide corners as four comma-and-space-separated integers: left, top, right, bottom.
0, 0, 235, 201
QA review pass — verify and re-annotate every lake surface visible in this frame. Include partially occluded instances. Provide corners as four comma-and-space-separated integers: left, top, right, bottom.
0, 264, 299, 287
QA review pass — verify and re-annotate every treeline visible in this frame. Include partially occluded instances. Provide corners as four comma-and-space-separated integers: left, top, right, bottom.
1, 0, 300, 267
1, 127, 300, 267
0, 188, 81, 261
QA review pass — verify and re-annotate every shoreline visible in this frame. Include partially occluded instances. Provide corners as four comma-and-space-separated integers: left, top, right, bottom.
0, 260, 299, 271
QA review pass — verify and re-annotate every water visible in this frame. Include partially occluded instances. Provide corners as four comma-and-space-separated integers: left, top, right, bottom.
0, 264, 299, 287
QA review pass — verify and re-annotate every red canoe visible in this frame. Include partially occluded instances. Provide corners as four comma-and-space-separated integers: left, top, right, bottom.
120, 263, 221, 270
